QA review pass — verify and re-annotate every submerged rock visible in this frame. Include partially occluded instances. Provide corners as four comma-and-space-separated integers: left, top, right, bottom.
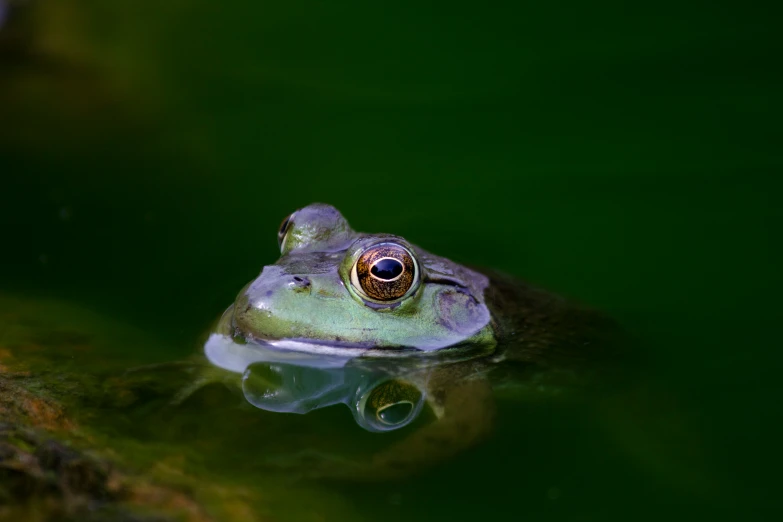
0, 294, 362, 522
0, 339, 209, 521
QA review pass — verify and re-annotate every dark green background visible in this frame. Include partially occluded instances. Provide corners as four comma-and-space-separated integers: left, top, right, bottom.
1, 1, 780, 520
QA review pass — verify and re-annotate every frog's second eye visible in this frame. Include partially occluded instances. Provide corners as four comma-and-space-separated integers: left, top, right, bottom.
277, 212, 295, 251
351, 244, 418, 302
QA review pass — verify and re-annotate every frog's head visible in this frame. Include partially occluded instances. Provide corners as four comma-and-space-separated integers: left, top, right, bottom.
229, 203, 494, 354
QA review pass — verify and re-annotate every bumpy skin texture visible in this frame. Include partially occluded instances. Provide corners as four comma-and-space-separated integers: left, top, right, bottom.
231, 203, 496, 352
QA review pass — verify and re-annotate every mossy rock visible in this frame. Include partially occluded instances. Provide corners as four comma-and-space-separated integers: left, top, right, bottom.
0, 294, 363, 522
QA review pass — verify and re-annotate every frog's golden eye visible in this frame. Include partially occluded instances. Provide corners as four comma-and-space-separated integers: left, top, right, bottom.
277, 212, 296, 251
350, 243, 417, 302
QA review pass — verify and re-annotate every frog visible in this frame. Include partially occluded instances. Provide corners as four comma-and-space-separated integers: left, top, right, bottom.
202, 203, 629, 479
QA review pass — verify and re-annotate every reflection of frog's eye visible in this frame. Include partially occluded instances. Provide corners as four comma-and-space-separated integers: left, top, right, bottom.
351, 244, 418, 302
277, 212, 296, 251
362, 379, 423, 431
377, 401, 414, 425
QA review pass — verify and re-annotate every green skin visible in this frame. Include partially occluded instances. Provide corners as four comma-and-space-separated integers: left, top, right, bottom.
203, 203, 626, 479
222, 203, 617, 355
230, 203, 496, 353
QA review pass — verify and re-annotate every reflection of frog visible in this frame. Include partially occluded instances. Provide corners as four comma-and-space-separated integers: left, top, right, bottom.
203, 203, 625, 479
207, 333, 492, 434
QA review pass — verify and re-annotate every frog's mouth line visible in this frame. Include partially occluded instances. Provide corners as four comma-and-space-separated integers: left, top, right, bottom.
236, 325, 496, 357
204, 332, 494, 375
239, 330, 430, 358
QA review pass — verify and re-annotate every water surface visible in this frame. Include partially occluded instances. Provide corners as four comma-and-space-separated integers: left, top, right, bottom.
1, 1, 780, 521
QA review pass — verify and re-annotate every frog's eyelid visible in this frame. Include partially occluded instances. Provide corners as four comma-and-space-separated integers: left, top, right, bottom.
277, 211, 297, 253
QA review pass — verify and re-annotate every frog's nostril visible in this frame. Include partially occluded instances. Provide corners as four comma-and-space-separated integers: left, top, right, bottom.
287, 276, 311, 294
292, 276, 311, 287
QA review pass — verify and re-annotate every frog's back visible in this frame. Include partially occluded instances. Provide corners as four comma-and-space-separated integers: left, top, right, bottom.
482, 270, 633, 370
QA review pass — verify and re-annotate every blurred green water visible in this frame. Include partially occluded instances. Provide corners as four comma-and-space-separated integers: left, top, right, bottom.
1, 1, 781, 520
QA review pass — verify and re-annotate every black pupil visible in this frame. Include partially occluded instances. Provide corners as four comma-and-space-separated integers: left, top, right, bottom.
371, 258, 403, 280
